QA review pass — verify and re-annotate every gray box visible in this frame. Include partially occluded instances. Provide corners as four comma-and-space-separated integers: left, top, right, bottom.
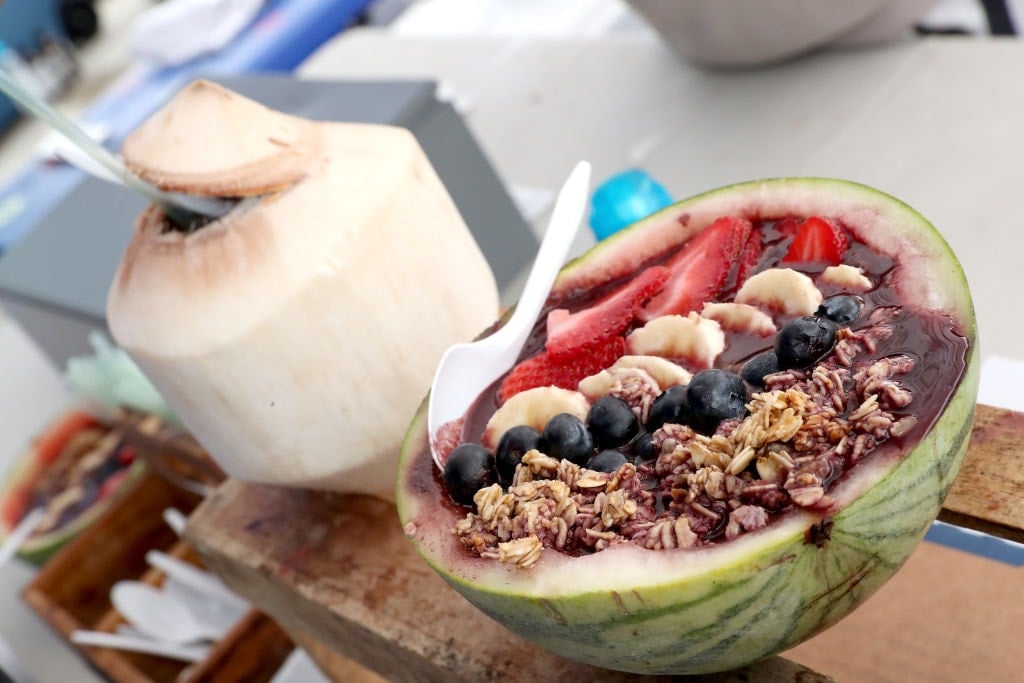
0, 77, 535, 367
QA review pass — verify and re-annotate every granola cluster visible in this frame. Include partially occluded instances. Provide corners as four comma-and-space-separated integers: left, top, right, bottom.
588, 366, 663, 424
453, 313, 916, 569
454, 456, 651, 568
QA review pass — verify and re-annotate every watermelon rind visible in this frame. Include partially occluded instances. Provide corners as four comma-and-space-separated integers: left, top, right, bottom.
397, 178, 978, 675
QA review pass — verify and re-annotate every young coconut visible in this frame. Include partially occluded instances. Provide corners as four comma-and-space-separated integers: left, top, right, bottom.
107, 80, 499, 500
397, 178, 978, 674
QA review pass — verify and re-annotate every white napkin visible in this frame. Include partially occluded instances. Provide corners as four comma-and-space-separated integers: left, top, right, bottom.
130, 0, 266, 67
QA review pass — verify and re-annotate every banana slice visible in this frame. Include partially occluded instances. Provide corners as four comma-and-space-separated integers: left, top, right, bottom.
483, 386, 590, 449
820, 264, 873, 291
735, 268, 822, 316
626, 313, 725, 369
701, 302, 776, 336
579, 355, 692, 400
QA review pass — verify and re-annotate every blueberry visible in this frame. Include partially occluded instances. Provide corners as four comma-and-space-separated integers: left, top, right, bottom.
686, 369, 749, 434
817, 295, 863, 325
586, 449, 628, 473
740, 350, 780, 388
631, 432, 657, 462
443, 443, 496, 507
775, 316, 838, 369
647, 385, 689, 431
587, 396, 639, 449
496, 425, 543, 485
543, 413, 594, 465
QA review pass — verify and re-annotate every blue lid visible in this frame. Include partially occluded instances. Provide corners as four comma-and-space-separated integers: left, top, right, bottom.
589, 169, 673, 241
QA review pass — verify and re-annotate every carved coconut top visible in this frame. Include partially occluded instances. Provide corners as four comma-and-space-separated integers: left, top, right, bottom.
121, 80, 314, 196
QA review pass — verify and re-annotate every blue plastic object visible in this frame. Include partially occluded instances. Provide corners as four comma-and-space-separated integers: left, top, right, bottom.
925, 520, 1024, 567
589, 169, 673, 241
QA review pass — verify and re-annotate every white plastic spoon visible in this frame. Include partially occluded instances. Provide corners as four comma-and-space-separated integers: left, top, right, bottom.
162, 577, 247, 638
145, 550, 250, 612
427, 161, 592, 469
162, 507, 188, 537
70, 630, 209, 663
110, 581, 230, 644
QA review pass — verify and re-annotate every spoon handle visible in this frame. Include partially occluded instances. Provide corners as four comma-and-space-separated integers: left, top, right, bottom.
426, 161, 591, 457
163, 508, 188, 537
505, 161, 593, 347
146, 550, 250, 612
70, 630, 210, 663
0, 63, 232, 226
0, 507, 43, 569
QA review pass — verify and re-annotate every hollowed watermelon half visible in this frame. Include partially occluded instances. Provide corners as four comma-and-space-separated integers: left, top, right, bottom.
396, 178, 978, 675
0, 411, 145, 564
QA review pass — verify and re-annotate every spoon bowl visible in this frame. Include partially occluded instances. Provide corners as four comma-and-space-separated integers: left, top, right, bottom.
162, 577, 248, 636
111, 580, 230, 645
427, 161, 591, 469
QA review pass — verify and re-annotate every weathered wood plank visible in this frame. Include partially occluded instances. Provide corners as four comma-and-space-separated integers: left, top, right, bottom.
186, 403, 1024, 683
938, 404, 1024, 543
186, 482, 833, 683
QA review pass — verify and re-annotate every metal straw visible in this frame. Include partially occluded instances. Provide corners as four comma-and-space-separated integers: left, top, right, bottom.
0, 66, 235, 229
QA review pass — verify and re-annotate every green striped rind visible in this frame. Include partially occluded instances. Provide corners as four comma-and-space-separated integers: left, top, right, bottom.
397, 178, 978, 675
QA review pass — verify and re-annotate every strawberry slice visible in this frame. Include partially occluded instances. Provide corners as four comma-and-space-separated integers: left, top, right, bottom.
499, 337, 627, 404
545, 266, 669, 361
638, 216, 750, 322
734, 229, 763, 291
781, 216, 847, 265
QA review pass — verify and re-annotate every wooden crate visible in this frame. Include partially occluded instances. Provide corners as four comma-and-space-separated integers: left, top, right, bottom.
22, 469, 294, 683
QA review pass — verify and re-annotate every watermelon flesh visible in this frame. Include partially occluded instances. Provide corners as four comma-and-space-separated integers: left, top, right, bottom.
397, 178, 978, 675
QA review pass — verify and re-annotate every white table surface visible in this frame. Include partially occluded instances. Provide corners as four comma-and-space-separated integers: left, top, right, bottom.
2, 24, 1023, 682
302, 29, 1024, 364
0, 4, 164, 681
0, 312, 89, 683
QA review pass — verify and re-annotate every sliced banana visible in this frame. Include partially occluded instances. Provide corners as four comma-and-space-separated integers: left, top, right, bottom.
735, 268, 822, 316
701, 302, 776, 336
626, 313, 725, 369
820, 264, 873, 291
578, 355, 692, 400
483, 386, 590, 449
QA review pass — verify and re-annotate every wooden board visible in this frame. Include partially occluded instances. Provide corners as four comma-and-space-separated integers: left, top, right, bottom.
186, 482, 832, 683
938, 405, 1024, 543
185, 404, 1021, 683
